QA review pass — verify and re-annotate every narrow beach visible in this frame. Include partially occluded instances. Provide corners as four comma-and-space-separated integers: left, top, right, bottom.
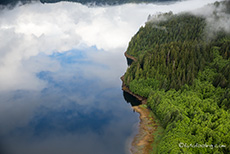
121, 76, 159, 154
131, 105, 158, 154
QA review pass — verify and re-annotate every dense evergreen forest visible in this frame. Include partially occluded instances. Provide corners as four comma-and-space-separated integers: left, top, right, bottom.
124, 1, 230, 153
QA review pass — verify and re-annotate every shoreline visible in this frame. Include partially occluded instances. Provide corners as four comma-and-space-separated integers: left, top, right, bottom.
121, 75, 147, 104
131, 105, 158, 154
124, 52, 137, 62
121, 75, 158, 154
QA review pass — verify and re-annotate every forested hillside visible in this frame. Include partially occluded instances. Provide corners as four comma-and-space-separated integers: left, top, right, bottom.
124, 1, 230, 153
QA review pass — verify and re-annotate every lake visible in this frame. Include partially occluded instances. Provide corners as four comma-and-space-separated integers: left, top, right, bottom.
0, 1, 217, 153
0, 47, 139, 154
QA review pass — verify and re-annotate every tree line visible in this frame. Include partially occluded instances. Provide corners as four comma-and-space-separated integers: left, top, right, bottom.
124, 1, 230, 153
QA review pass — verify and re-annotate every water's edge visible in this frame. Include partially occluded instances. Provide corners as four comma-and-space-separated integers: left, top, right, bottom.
121, 75, 158, 154
121, 50, 159, 153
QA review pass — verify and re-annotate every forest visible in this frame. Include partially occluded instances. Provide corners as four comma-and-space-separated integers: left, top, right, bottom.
124, 1, 230, 153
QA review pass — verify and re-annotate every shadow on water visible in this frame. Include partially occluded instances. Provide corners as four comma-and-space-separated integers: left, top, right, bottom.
123, 91, 141, 107
126, 57, 133, 66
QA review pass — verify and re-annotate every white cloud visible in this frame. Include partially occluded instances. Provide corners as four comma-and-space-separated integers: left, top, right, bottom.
0, 0, 219, 91
190, 0, 230, 35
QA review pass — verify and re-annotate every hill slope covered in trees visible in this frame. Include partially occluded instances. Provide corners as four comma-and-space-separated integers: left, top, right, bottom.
124, 1, 230, 153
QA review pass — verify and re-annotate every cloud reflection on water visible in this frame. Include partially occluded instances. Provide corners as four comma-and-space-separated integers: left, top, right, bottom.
0, 0, 218, 91
0, 46, 136, 154
0, 0, 220, 153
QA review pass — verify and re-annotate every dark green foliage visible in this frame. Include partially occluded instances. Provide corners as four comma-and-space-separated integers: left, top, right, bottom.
124, 14, 213, 90
126, 13, 206, 58
124, 13, 230, 90
124, 4, 230, 153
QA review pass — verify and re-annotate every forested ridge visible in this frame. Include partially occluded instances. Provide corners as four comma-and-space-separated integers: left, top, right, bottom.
124, 1, 230, 153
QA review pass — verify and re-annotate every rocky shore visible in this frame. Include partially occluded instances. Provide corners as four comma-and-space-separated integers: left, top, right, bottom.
121, 52, 159, 154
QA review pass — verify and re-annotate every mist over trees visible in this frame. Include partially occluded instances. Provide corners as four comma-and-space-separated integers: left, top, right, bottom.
124, 1, 230, 153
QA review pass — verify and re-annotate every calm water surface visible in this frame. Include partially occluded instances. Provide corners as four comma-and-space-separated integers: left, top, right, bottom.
0, 1, 212, 153
0, 48, 139, 154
